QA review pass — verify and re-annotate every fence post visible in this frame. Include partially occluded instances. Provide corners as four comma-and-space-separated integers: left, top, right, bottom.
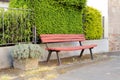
102, 16, 105, 39
32, 26, 37, 44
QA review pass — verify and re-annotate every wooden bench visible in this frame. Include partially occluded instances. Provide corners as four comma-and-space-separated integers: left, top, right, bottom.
40, 34, 97, 65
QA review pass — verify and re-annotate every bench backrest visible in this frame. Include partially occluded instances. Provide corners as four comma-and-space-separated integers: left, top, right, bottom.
40, 34, 86, 43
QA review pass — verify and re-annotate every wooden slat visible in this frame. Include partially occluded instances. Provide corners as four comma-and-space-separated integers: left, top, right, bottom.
46, 44, 97, 51
40, 34, 86, 43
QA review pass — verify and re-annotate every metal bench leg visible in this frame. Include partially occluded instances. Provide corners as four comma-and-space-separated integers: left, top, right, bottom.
89, 48, 93, 60
79, 49, 84, 58
46, 50, 52, 62
56, 51, 61, 65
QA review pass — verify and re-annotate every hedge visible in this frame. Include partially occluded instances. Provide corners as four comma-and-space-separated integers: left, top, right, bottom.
0, 8, 33, 44
9, 0, 87, 34
82, 6, 103, 39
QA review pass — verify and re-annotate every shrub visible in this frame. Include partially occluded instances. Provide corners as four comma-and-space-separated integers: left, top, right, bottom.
9, 0, 28, 9
9, 0, 87, 34
0, 8, 33, 44
11, 44, 43, 60
82, 6, 103, 39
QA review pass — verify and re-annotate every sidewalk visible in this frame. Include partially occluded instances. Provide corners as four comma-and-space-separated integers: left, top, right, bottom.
54, 53, 120, 80
0, 52, 119, 80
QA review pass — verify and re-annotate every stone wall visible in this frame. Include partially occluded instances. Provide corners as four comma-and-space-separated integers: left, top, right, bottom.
109, 0, 120, 51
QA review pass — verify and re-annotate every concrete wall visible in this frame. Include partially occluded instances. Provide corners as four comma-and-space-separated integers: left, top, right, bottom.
0, 2, 9, 7
0, 47, 13, 69
108, 0, 120, 51
0, 39, 108, 69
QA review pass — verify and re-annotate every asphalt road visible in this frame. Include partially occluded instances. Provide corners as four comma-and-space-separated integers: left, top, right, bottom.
54, 56, 120, 80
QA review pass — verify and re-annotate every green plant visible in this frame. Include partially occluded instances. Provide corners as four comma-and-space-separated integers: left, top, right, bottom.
11, 44, 43, 60
9, 0, 87, 34
9, 0, 28, 9
82, 6, 103, 39
0, 8, 33, 44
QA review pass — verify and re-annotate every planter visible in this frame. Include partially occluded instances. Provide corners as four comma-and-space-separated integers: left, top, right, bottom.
13, 59, 38, 70
10, 44, 43, 70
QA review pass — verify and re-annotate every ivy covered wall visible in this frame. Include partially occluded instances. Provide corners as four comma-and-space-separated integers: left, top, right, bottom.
9, 0, 87, 34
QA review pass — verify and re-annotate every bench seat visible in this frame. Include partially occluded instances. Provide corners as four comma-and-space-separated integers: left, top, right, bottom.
46, 44, 97, 51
